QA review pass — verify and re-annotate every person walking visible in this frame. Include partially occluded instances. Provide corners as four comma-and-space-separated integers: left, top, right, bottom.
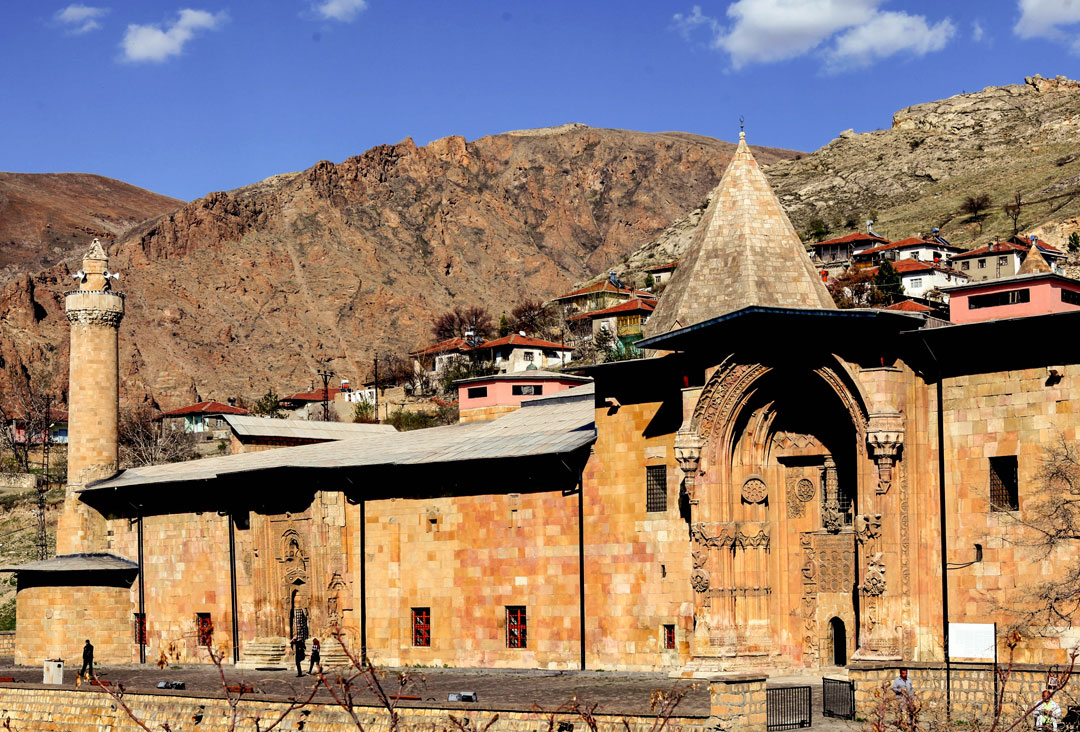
290, 636, 306, 677
891, 668, 913, 698
1037, 689, 1063, 732
79, 639, 94, 681
308, 638, 321, 674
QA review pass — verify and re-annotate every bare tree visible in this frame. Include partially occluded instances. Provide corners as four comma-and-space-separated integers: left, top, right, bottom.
1003, 192, 1023, 235
119, 404, 197, 468
0, 363, 62, 474
509, 300, 559, 340
432, 306, 494, 342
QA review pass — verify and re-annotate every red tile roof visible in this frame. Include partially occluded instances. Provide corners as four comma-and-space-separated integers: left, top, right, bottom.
568, 298, 656, 320
408, 337, 471, 358
949, 242, 1030, 260
883, 300, 934, 312
160, 400, 249, 417
813, 231, 889, 247
478, 334, 573, 351
281, 387, 343, 404
552, 279, 636, 301
867, 259, 965, 277
1011, 235, 1063, 253
856, 237, 962, 258
644, 261, 679, 272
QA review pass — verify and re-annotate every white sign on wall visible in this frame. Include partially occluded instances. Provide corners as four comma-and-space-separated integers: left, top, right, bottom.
949, 622, 996, 660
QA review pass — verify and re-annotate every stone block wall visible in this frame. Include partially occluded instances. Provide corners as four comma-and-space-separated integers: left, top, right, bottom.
14, 582, 130, 666
0, 631, 15, 656
0, 686, 711, 732
851, 662, 1070, 724
938, 363, 1080, 664
708, 674, 767, 732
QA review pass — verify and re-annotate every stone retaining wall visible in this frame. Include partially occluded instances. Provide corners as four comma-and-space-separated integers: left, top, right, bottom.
0, 632, 14, 657
0, 685, 711, 732
851, 661, 1071, 723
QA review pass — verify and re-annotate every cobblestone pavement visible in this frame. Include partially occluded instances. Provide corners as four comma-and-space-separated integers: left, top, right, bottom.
0, 657, 861, 728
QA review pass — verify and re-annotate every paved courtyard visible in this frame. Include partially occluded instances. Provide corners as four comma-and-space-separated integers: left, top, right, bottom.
0, 657, 857, 730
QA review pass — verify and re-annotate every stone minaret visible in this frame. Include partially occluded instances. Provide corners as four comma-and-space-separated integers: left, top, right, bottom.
56, 239, 124, 555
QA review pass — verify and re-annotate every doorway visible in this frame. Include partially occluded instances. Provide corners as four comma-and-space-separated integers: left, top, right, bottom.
830, 617, 847, 666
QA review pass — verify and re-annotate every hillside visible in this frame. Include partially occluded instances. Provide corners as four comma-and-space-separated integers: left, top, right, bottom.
0, 126, 796, 408
0, 172, 183, 281
608, 75, 1080, 286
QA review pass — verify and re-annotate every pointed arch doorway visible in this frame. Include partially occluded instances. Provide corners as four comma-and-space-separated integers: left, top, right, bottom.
830, 617, 847, 666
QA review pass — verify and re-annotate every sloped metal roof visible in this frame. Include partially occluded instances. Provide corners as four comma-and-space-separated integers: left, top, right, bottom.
84, 397, 595, 492
224, 415, 397, 439
1, 553, 139, 573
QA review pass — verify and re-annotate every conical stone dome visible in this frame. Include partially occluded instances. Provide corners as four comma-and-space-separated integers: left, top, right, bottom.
644, 133, 835, 337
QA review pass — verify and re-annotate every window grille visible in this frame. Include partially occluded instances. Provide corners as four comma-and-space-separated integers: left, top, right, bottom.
990, 456, 1019, 511
196, 613, 213, 647
1062, 289, 1080, 306
506, 606, 527, 648
134, 613, 147, 646
412, 608, 431, 647
663, 624, 675, 650
969, 289, 1030, 309
646, 466, 667, 512
978, 259, 986, 269
523, 351, 534, 362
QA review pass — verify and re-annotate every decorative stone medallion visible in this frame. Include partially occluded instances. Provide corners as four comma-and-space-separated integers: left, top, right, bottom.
742, 476, 768, 504
795, 478, 815, 502
691, 568, 710, 593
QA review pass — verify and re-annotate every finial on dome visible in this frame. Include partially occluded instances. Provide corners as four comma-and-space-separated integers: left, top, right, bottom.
739, 131, 746, 141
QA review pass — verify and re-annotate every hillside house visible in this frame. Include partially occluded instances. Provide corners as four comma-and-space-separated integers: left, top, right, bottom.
644, 261, 678, 287
866, 258, 968, 299
949, 239, 1064, 281
943, 245, 1080, 324
7, 412, 68, 445
409, 337, 472, 376
473, 333, 573, 372
811, 231, 889, 265
852, 234, 964, 267
158, 400, 248, 437
456, 371, 592, 423
568, 298, 655, 344
549, 279, 654, 318
280, 386, 346, 420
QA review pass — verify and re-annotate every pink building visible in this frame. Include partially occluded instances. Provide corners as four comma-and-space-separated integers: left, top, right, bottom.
944, 272, 1080, 324
456, 370, 592, 423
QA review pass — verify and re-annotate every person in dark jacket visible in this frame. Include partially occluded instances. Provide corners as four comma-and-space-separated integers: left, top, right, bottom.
308, 638, 321, 674
290, 636, 306, 677
79, 640, 94, 680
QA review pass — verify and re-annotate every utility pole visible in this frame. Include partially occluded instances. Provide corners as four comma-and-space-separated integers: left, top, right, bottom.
37, 395, 51, 560
373, 355, 379, 424
316, 368, 333, 421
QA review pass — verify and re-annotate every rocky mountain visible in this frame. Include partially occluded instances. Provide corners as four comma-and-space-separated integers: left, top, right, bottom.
0, 172, 183, 280
0, 125, 796, 408
608, 75, 1080, 287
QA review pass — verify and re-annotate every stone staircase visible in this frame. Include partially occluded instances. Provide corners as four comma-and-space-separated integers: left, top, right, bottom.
236, 636, 287, 668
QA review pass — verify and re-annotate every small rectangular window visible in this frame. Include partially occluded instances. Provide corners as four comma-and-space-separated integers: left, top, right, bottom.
663, 624, 676, 650
134, 613, 146, 646
196, 613, 213, 647
506, 606, 527, 648
1062, 289, 1080, 306
512, 384, 542, 396
646, 465, 667, 512
961, 261, 970, 271
466, 386, 487, 399
989, 456, 1019, 511
523, 351, 534, 362
998, 256, 1009, 267
910, 278, 922, 288
978, 259, 986, 269
412, 607, 431, 647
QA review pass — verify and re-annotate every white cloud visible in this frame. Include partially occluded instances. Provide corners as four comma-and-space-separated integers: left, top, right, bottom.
972, 20, 984, 42
672, 0, 955, 71
827, 11, 955, 71
121, 9, 227, 63
1015, 0, 1080, 52
314, 0, 368, 22
672, 6, 719, 40
55, 4, 108, 34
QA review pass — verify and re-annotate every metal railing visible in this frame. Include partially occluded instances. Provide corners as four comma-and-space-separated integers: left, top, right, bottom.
823, 678, 855, 720
767, 686, 812, 731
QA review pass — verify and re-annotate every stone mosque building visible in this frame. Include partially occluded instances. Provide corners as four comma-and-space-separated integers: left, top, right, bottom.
7, 135, 1080, 674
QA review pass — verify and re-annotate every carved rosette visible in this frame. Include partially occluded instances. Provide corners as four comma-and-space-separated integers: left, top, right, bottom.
795, 478, 815, 502
674, 428, 704, 505
741, 476, 768, 504
691, 568, 710, 593
867, 412, 904, 495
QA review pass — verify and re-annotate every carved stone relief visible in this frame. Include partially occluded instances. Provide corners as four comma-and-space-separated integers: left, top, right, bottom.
786, 478, 806, 519
854, 513, 882, 544
862, 552, 887, 597
796, 478, 816, 502
815, 533, 854, 594
741, 477, 768, 504
867, 412, 904, 495
800, 535, 819, 666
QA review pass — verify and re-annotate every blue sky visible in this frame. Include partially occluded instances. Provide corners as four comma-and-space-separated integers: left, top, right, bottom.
2, 1, 1078, 201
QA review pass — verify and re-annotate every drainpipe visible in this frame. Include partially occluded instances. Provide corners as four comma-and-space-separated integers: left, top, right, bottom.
921, 336, 951, 717
137, 509, 145, 665
360, 497, 367, 662
578, 467, 586, 671
228, 512, 239, 664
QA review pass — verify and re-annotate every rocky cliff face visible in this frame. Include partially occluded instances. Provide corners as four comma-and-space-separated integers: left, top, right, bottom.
0, 125, 796, 408
608, 76, 1080, 288
0, 172, 183, 280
